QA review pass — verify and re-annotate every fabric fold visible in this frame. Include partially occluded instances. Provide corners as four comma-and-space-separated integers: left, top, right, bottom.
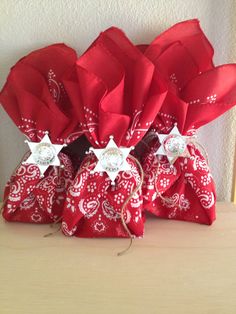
62, 27, 167, 237
142, 20, 236, 225
0, 44, 81, 223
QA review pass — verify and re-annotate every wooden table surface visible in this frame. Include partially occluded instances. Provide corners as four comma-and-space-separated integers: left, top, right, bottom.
1, 202, 236, 314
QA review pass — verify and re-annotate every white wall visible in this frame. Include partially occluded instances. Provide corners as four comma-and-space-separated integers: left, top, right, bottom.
0, 0, 235, 200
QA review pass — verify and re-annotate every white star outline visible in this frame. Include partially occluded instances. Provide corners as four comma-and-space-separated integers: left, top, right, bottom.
155, 124, 191, 164
23, 132, 66, 176
90, 135, 134, 185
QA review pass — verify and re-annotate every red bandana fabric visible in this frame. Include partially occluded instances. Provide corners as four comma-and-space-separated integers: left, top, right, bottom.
0, 19, 235, 236
62, 27, 167, 237
142, 20, 236, 225
0, 44, 82, 223
3, 153, 73, 223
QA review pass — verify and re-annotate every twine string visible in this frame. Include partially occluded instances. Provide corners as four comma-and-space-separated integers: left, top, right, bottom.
117, 154, 144, 256
43, 225, 61, 237
43, 164, 67, 236
189, 138, 209, 164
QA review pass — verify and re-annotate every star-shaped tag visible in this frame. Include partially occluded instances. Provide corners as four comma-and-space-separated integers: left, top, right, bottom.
90, 136, 133, 185
155, 124, 190, 164
23, 133, 66, 176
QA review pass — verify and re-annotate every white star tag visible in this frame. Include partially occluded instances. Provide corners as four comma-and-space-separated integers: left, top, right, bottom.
155, 124, 191, 164
23, 133, 66, 176
90, 136, 133, 185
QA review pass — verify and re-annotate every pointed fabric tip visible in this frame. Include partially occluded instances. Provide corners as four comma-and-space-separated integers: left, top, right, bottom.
73, 25, 167, 147
0, 43, 82, 145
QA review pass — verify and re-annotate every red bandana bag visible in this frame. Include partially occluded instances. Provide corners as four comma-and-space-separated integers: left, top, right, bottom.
141, 20, 236, 225
0, 44, 82, 223
62, 27, 167, 237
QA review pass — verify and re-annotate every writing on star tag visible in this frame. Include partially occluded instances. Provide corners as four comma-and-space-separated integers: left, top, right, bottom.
156, 125, 191, 164
100, 147, 124, 172
32, 142, 56, 166
163, 134, 187, 157
90, 135, 133, 184
23, 133, 66, 176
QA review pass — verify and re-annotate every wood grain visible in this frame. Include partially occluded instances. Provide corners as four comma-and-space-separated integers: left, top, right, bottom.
0, 202, 236, 314
233, 143, 236, 204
